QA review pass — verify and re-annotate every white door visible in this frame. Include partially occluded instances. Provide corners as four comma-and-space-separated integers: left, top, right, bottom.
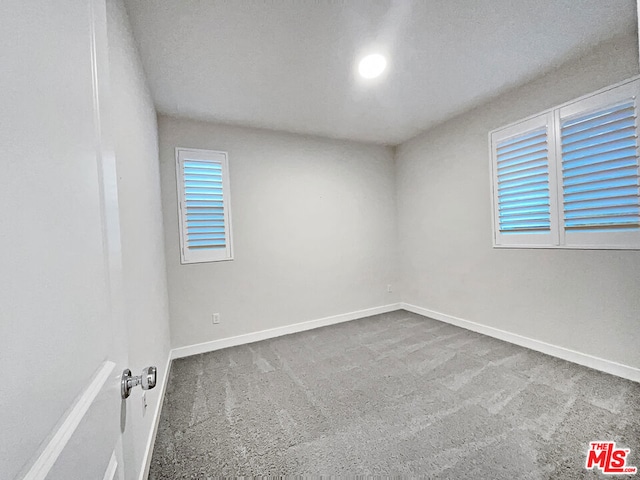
0, 0, 134, 479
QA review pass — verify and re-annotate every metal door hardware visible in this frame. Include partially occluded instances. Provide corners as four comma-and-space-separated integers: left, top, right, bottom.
121, 366, 157, 399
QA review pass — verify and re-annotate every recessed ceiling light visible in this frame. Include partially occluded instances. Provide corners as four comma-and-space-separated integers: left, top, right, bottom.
358, 54, 387, 79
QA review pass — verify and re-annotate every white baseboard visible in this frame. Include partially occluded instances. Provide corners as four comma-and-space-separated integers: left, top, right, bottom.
171, 303, 402, 360
401, 302, 640, 383
138, 351, 172, 480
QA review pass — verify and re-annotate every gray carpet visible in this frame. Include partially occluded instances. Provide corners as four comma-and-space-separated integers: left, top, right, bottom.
149, 310, 640, 478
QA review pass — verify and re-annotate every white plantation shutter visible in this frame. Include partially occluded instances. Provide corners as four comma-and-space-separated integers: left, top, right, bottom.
558, 80, 640, 248
496, 128, 551, 232
491, 113, 559, 246
176, 148, 233, 263
490, 77, 640, 249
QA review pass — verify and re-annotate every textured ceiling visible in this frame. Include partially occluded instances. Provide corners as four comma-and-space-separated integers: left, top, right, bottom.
125, 0, 636, 145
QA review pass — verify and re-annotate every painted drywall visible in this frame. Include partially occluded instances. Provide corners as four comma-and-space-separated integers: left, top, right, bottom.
106, 1, 172, 478
396, 33, 640, 369
158, 117, 400, 348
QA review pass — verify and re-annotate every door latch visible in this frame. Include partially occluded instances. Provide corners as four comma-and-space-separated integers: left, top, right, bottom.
121, 366, 157, 399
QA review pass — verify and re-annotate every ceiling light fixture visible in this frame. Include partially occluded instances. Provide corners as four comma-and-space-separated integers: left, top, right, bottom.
358, 54, 387, 79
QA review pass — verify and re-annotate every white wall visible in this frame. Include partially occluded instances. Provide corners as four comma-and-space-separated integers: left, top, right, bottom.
158, 117, 399, 348
396, 33, 640, 369
106, 1, 171, 478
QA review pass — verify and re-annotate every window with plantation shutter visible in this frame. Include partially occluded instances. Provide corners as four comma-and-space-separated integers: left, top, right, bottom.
497, 127, 551, 232
176, 148, 234, 264
490, 76, 640, 249
558, 81, 640, 248
491, 113, 559, 247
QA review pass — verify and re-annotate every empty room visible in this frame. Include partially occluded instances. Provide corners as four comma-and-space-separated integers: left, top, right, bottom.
3, 0, 640, 479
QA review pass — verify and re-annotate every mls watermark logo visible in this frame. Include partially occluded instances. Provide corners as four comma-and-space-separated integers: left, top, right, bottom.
586, 442, 637, 475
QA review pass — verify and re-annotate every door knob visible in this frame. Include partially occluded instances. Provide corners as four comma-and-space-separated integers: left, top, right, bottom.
121, 366, 157, 399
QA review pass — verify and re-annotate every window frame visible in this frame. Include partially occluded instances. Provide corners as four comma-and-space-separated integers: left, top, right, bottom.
489, 76, 640, 250
175, 147, 234, 264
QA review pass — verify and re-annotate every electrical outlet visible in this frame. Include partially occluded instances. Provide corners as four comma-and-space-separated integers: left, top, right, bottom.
212, 313, 220, 324
387, 284, 393, 293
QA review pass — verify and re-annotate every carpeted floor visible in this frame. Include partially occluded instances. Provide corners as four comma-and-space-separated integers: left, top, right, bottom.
149, 310, 640, 478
